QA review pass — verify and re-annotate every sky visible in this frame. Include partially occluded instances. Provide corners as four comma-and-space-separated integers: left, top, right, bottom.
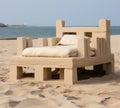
0, 0, 120, 26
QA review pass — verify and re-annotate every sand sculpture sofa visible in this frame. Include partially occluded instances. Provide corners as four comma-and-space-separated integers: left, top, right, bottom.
10, 19, 114, 84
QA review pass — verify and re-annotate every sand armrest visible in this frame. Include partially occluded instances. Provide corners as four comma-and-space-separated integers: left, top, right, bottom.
17, 37, 32, 55
77, 38, 90, 58
37, 37, 61, 46
91, 38, 107, 56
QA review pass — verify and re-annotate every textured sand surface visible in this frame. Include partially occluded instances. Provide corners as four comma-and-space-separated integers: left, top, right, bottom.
0, 35, 120, 108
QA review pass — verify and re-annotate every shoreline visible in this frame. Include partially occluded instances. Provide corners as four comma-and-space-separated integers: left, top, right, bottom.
0, 38, 16, 40
0, 34, 120, 40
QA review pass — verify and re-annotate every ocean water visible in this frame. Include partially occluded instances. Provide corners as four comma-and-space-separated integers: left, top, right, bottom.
0, 26, 56, 38
0, 26, 120, 38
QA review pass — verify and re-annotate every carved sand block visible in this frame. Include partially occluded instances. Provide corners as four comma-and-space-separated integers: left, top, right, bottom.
10, 19, 114, 85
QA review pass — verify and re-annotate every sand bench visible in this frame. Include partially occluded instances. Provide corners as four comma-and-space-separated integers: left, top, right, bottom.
10, 19, 114, 84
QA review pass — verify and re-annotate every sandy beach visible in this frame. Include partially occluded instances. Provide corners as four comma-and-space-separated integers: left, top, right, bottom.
0, 35, 120, 108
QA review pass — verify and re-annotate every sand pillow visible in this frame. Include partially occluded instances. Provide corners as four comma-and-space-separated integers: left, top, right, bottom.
57, 34, 86, 46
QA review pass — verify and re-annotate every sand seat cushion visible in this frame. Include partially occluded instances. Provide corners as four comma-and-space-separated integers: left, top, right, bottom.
22, 45, 78, 57
22, 34, 80, 57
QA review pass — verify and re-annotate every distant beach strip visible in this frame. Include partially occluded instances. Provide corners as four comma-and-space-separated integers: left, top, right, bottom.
0, 38, 16, 40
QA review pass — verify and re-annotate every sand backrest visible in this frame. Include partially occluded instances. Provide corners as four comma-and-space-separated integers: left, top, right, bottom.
56, 19, 111, 56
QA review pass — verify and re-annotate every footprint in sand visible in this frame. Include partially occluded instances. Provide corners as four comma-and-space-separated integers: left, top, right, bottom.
14, 98, 59, 108
31, 90, 45, 98
100, 96, 120, 107
0, 85, 10, 94
5, 87, 29, 101
64, 95, 79, 100
9, 100, 20, 107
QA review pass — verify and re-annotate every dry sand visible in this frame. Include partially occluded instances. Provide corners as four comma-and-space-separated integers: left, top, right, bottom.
0, 35, 120, 108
